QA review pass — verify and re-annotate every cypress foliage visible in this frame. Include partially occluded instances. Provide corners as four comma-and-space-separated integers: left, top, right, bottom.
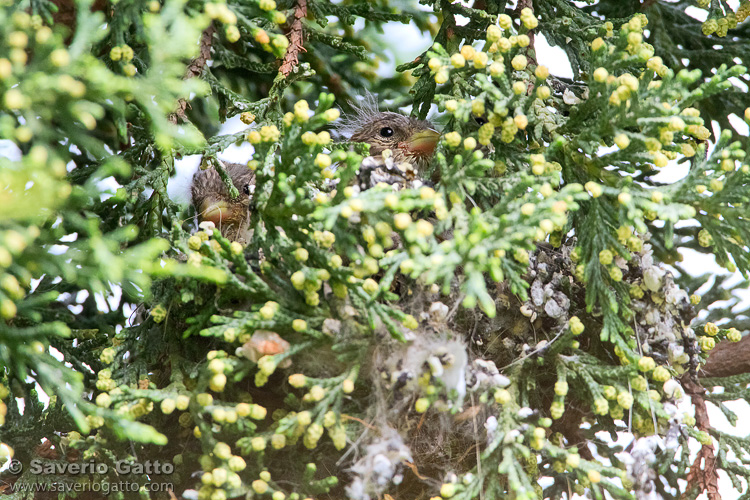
2, 0, 750, 499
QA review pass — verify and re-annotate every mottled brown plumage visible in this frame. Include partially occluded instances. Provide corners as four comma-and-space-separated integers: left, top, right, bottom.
339, 95, 440, 188
191, 162, 255, 243
349, 112, 439, 171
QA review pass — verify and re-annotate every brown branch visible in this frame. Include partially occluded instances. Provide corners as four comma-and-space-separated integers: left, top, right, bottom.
682, 376, 721, 500
169, 24, 216, 124
340, 414, 378, 430
514, 0, 537, 65
186, 24, 217, 79
403, 461, 429, 481
699, 335, 750, 379
279, 0, 308, 77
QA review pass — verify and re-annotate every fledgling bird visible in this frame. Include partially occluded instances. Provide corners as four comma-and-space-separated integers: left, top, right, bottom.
191, 161, 255, 243
338, 95, 440, 189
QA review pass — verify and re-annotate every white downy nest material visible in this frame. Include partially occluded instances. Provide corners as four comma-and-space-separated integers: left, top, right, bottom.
345, 426, 413, 500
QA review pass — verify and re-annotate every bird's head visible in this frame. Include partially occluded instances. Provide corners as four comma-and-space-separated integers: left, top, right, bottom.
350, 112, 440, 169
191, 162, 255, 242
340, 95, 440, 171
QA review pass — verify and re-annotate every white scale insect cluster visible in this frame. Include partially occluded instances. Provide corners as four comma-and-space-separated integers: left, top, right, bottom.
342, 235, 700, 496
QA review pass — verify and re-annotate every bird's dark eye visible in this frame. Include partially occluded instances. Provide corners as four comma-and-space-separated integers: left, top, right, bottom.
379, 127, 394, 138
242, 184, 251, 196
475, 116, 488, 126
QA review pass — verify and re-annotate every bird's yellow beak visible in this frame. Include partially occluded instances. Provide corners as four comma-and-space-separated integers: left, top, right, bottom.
405, 128, 440, 157
200, 200, 230, 225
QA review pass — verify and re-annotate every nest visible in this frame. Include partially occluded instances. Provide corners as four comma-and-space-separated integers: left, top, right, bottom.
343, 236, 698, 499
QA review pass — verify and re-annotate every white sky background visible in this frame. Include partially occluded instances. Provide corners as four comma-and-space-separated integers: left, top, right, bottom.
2, 1, 749, 497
